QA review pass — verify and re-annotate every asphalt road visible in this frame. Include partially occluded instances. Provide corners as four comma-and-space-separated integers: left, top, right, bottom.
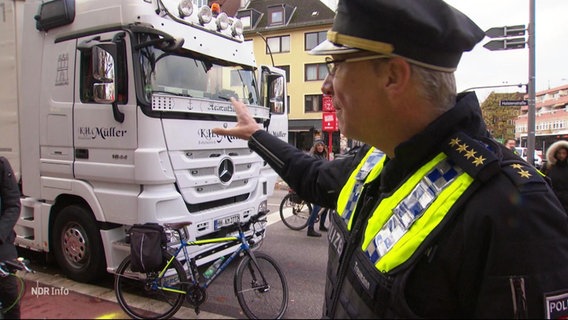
17, 187, 330, 319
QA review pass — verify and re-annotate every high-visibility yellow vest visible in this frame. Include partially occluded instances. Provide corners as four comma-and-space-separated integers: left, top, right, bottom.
337, 149, 474, 273
336, 148, 385, 230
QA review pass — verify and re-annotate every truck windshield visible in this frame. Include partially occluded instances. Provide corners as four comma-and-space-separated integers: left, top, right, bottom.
139, 47, 259, 105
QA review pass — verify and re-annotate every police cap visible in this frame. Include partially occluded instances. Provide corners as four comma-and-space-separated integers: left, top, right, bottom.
310, 0, 485, 72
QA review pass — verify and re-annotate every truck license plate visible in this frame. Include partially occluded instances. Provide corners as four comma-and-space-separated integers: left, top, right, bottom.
215, 215, 240, 230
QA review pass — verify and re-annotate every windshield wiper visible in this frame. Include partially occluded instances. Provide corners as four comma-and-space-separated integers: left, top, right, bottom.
151, 90, 193, 97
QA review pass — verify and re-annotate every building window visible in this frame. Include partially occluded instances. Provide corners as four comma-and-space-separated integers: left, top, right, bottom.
305, 63, 327, 81
275, 65, 290, 82
305, 31, 327, 51
268, 6, 284, 26
266, 35, 290, 54
237, 8, 262, 29
305, 94, 323, 113
240, 15, 251, 28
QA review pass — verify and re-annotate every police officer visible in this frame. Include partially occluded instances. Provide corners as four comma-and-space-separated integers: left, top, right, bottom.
0, 157, 22, 319
213, 0, 568, 318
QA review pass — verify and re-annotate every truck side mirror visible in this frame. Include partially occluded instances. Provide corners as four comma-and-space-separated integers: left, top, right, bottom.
92, 46, 116, 104
90, 44, 124, 123
267, 74, 284, 114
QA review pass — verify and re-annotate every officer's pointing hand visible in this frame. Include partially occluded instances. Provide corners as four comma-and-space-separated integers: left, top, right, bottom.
212, 97, 261, 141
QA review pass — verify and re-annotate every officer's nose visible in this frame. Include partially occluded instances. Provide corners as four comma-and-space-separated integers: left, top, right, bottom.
321, 74, 333, 96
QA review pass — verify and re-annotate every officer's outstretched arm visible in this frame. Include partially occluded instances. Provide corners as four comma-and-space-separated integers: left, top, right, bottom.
212, 97, 260, 140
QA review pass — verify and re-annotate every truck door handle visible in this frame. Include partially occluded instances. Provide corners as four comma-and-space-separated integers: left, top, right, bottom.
75, 149, 89, 159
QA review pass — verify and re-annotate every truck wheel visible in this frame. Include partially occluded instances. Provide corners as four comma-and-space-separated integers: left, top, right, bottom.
53, 205, 106, 283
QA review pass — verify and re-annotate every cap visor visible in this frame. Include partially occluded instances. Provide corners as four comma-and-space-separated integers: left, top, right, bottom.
309, 39, 360, 55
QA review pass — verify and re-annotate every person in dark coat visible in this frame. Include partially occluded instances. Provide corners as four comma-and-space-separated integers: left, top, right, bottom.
0, 157, 22, 319
544, 140, 568, 212
213, 0, 568, 317
306, 139, 330, 237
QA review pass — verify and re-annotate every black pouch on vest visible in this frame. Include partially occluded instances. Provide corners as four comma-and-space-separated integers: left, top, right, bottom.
126, 223, 168, 272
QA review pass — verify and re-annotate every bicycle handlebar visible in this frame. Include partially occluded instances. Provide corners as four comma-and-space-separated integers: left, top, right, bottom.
218, 210, 269, 235
247, 210, 269, 225
0, 257, 34, 276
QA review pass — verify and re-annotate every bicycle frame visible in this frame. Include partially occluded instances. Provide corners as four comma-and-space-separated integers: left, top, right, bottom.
158, 222, 266, 294
115, 210, 288, 319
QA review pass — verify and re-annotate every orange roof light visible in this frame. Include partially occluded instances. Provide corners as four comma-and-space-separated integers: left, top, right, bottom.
211, 3, 221, 15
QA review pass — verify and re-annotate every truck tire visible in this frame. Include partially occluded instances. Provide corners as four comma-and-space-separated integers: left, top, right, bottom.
52, 205, 106, 283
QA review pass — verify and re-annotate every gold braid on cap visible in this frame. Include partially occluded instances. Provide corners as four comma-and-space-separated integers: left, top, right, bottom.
327, 30, 456, 72
328, 31, 394, 54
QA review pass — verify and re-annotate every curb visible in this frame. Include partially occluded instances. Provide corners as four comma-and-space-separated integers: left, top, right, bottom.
21, 270, 234, 319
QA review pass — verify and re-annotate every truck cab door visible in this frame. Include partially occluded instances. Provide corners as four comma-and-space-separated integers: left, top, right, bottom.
259, 65, 288, 142
259, 66, 288, 195
73, 32, 137, 191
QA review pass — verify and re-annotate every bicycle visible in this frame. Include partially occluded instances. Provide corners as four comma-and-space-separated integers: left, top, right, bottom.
114, 211, 289, 319
0, 257, 34, 319
279, 188, 329, 230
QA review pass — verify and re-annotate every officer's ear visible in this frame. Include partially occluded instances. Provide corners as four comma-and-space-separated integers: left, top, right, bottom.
383, 57, 412, 96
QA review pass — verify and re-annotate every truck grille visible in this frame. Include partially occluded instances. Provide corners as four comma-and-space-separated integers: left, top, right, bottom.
169, 148, 260, 213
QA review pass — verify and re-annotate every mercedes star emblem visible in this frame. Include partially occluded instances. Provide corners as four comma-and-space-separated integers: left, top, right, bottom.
218, 158, 234, 183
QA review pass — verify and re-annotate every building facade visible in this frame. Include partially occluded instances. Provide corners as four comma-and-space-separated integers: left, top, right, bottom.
237, 0, 337, 151
516, 84, 568, 153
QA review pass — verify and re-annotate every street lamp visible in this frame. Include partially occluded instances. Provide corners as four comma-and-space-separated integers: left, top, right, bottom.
527, 0, 535, 166
461, 83, 527, 92
482, 0, 536, 166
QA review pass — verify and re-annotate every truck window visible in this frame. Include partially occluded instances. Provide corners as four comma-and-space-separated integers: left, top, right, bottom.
80, 37, 128, 104
138, 45, 259, 105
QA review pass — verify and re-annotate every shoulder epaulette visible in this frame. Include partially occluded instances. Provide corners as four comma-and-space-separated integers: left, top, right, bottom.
442, 132, 500, 182
500, 160, 548, 192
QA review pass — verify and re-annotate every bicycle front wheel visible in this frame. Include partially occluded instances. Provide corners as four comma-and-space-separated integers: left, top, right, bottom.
279, 193, 311, 230
114, 253, 187, 319
234, 252, 289, 319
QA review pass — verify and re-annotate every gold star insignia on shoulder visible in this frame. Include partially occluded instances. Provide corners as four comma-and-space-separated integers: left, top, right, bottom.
472, 155, 486, 166
511, 163, 523, 169
518, 169, 532, 178
449, 137, 461, 147
456, 143, 469, 153
464, 149, 477, 159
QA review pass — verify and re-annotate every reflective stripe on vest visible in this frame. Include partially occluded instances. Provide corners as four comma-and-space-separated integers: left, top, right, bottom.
336, 148, 386, 230
362, 153, 474, 272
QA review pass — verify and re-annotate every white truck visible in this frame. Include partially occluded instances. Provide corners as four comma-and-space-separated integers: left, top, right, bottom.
0, 0, 288, 283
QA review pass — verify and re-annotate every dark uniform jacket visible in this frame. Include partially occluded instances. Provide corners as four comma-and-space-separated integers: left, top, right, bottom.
0, 157, 21, 261
249, 92, 568, 318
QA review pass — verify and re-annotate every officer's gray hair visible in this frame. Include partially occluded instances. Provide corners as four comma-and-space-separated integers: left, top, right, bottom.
410, 64, 457, 113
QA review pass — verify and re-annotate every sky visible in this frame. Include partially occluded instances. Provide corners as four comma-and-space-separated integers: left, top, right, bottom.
320, 0, 568, 102
444, 0, 568, 101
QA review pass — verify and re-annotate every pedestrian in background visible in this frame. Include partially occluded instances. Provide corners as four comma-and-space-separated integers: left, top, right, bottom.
544, 140, 568, 212
0, 157, 22, 319
306, 140, 329, 237
504, 138, 518, 154
213, 0, 568, 317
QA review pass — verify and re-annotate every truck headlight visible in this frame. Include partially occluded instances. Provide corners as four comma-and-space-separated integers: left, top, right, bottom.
216, 12, 229, 31
231, 19, 243, 37
178, 0, 193, 18
197, 5, 212, 25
